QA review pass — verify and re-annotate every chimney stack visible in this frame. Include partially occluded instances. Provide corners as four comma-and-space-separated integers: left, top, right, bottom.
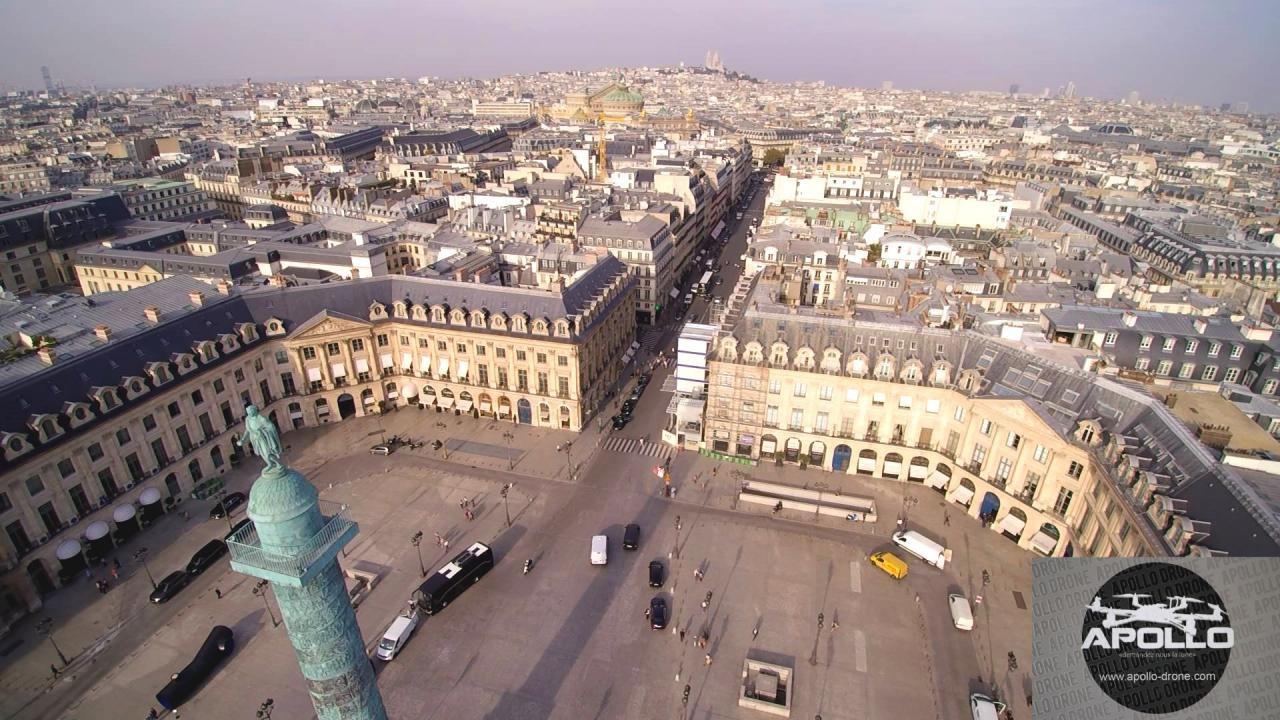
1122, 311, 1137, 327
144, 306, 161, 323
216, 279, 233, 296
189, 291, 205, 308
94, 324, 111, 342
36, 346, 56, 365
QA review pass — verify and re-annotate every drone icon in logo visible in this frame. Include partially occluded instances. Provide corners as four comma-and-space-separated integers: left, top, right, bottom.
1086, 593, 1227, 635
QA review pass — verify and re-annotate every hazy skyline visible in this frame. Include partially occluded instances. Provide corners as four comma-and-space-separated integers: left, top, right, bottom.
2, 0, 1278, 111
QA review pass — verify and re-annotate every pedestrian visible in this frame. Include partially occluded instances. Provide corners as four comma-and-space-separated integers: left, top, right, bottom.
712, 466, 718, 478
110, 566, 119, 581
831, 619, 839, 631
644, 607, 651, 620
679, 629, 686, 642
752, 625, 759, 640
944, 511, 951, 526
676, 515, 682, 530
215, 587, 222, 599
704, 653, 713, 666
51, 664, 60, 679
443, 539, 451, 552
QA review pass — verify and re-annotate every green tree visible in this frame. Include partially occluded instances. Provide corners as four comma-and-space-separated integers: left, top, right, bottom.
762, 148, 786, 167
866, 244, 882, 263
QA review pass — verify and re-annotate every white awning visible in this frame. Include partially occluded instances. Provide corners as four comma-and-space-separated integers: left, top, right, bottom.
927, 470, 949, 489
883, 460, 902, 475
85, 520, 111, 541
402, 384, 419, 398
112, 504, 137, 523
457, 399, 474, 413
438, 397, 455, 410
497, 403, 511, 416
363, 394, 375, 405
381, 353, 394, 369
307, 367, 323, 382
1030, 531, 1059, 555
355, 358, 370, 374
998, 514, 1027, 537
761, 439, 777, 453
950, 485, 975, 506
438, 358, 450, 376
290, 410, 304, 419
480, 399, 492, 411
419, 356, 431, 373
908, 463, 928, 479
419, 396, 436, 407
317, 404, 331, 415
55, 539, 82, 560
387, 391, 398, 399
457, 360, 469, 379
669, 288, 680, 298
857, 457, 877, 472
401, 352, 414, 369
139, 487, 162, 505
330, 362, 346, 378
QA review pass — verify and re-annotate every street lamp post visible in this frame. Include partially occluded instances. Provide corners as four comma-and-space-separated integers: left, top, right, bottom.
558, 441, 574, 481
814, 482, 829, 519
253, 580, 280, 627
502, 431, 515, 470
35, 617, 68, 666
133, 547, 157, 589
500, 483, 513, 528
410, 531, 426, 577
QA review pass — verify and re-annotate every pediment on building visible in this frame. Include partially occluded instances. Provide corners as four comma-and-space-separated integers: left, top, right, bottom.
290, 309, 373, 338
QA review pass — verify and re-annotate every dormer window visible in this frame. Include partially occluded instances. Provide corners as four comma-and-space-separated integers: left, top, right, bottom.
554, 320, 570, 337
392, 302, 408, 318
40, 418, 60, 440
532, 319, 548, 335
264, 318, 286, 336
4, 433, 29, 456
431, 307, 446, 323
370, 302, 387, 319
491, 314, 507, 330
411, 305, 428, 321
148, 362, 171, 385
472, 310, 487, 327
451, 309, 467, 325
237, 323, 258, 343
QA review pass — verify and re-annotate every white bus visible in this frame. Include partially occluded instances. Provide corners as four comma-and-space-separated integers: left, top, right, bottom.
697, 270, 714, 294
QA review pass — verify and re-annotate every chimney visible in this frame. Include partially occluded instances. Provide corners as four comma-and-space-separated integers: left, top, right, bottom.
144, 306, 161, 323
37, 346, 56, 365
216, 279, 233, 296
1193, 317, 1209, 334
189, 291, 205, 308
94, 324, 111, 342
1122, 311, 1137, 327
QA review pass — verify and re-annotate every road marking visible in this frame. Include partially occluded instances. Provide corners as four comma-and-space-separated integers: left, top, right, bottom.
849, 560, 861, 594
854, 630, 868, 673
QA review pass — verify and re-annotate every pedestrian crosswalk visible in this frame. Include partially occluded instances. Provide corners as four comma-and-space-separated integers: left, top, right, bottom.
636, 327, 663, 356
603, 435, 673, 460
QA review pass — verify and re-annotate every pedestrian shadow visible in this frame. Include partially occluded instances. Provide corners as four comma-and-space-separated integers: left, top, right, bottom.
589, 684, 614, 720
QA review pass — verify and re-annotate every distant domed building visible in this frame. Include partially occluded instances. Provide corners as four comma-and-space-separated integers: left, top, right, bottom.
550, 79, 645, 122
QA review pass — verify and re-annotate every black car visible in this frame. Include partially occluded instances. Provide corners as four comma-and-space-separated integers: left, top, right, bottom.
629, 386, 644, 401
611, 413, 632, 430
155, 625, 235, 710
649, 596, 669, 629
224, 517, 251, 542
150, 570, 190, 603
623, 523, 641, 551
621, 399, 637, 415
186, 540, 227, 576
208, 491, 247, 520
648, 560, 665, 588
637, 374, 652, 388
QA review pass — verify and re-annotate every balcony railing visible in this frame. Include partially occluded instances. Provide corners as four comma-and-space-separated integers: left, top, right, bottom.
227, 501, 354, 582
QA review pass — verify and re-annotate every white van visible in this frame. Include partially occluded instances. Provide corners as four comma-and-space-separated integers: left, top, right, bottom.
969, 693, 1003, 720
590, 535, 608, 565
891, 530, 948, 569
949, 593, 974, 631
375, 611, 419, 660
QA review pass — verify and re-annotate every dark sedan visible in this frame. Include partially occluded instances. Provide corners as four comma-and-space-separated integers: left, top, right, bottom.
649, 596, 669, 630
612, 411, 633, 430
149, 570, 190, 603
155, 625, 235, 710
185, 540, 227, 576
648, 560, 665, 588
208, 492, 247, 520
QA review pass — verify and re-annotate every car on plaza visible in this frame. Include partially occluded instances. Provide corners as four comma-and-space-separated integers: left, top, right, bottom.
623, 523, 641, 550
155, 625, 234, 710
224, 517, 251, 542
150, 570, 191, 603
612, 411, 633, 429
621, 399, 637, 415
185, 540, 228, 576
591, 535, 609, 565
868, 551, 909, 580
648, 560, 665, 587
649, 596, 669, 629
208, 491, 246, 520
369, 444, 393, 456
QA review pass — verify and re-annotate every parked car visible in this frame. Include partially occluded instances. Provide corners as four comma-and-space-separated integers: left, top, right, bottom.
369, 444, 393, 456
150, 570, 191, 603
623, 523, 641, 551
649, 596, 669, 629
186, 540, 228, 576
611, 412, 632, 430
648, 560, 665, 588
208, 492, 246, 520
621, 399, 637, 415
224, 517, 251, 542
375, 609, 420, 661
155, 625, 234, 710
636, 374, 651, 388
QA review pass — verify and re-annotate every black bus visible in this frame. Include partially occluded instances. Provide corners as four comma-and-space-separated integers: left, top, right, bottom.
413, 542, 494, 614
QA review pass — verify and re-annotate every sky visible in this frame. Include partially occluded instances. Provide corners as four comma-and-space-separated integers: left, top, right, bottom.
1, 0, 1278, 111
